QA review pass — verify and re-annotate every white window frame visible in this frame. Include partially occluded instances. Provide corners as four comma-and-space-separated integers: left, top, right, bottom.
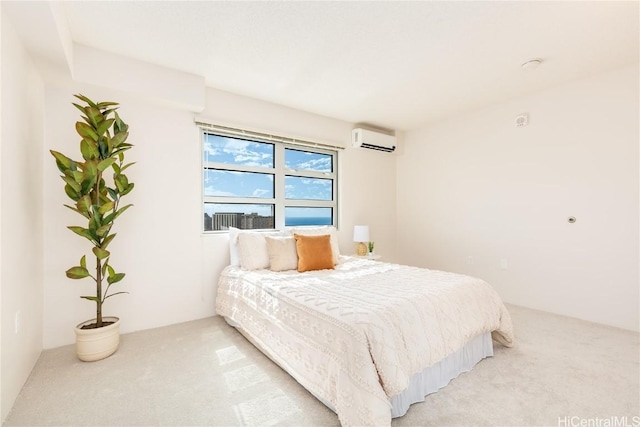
198, 123, 340, 232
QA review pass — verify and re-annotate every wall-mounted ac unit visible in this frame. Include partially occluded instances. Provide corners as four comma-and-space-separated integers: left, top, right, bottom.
352, 128, 396, 152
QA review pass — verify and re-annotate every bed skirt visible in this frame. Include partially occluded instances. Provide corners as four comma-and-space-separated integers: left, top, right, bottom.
390, 332, 493, 417
224, 316, 493, 419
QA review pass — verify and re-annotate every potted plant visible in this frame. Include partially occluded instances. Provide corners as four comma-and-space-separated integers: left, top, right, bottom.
367, 241, 375, 255
50, 94, 134, 362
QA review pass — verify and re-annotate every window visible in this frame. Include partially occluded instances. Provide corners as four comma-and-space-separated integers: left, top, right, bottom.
201, 129, 338, 232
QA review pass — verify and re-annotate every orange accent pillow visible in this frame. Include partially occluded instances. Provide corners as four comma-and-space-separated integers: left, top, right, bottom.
294, 233, 335, 273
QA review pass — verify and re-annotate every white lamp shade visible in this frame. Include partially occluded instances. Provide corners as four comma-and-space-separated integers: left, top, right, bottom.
353, 225, 370, 242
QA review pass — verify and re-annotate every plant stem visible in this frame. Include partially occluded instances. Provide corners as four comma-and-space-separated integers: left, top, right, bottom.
95, 168, 103, 328
96, 257, 102, 327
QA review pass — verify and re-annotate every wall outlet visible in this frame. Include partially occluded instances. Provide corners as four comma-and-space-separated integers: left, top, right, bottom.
500, 258, 509, 270
15, 311, 21, 334
466, 256, 474, 265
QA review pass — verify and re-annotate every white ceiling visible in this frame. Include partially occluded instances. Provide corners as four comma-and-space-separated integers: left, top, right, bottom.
6, 1, 640, 131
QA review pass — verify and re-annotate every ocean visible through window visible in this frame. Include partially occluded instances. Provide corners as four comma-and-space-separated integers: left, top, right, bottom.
286, 217, 332, 226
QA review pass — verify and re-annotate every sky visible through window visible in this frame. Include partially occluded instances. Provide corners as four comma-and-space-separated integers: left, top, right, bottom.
203, 134, 334, 226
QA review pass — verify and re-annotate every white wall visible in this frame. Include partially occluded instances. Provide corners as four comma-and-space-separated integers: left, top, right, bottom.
397, 65, 639, 332
42, 69, 397, 349
0, 8, 45, 421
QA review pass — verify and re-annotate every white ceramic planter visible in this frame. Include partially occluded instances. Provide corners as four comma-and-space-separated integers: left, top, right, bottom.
75, 316, 120, 362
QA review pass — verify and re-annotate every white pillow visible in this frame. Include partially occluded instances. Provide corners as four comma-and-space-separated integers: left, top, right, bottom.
228, 227, 241, 266
229, 227, 279, 267
289, 226, 340, 265
237, 232, 270, 270
265, 236, 298, 271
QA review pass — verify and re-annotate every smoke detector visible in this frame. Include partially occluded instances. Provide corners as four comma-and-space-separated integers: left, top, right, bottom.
515, 113, 529, 127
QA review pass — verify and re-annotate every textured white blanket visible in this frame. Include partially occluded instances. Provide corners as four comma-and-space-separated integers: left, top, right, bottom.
215, 257, 514, 426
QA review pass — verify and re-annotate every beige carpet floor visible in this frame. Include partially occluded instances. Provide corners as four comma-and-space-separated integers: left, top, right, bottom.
3, 304, 639, 427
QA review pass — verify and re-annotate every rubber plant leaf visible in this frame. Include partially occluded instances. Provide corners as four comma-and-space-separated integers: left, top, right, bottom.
96, 224, 111, 238
114, 174, 129, 193
111, 131, 129, 148
104, 291, 128, 301
76, 122, 99, 142
96, 101, 119, 109
92, 247, 110, 260
98, 138, 109, 159
50, 150, 76, 173
121, 183, 135, 196
107, 272, 125, 285
113, 112, 127, 133
72, 102, 88, 115
101, 259, 109, 277
101, 234, 116, 250
98, 201, 115, 215
97, 158, 116, 173
84, 160, 98, 177
66, 266, 90, 279
71, 170, 83, 182
84, 106, 103, 127
67, 226, 95, 243
107, 187, 118, 201
120, 162, 136, 172
64, 184, 80, 201
80, 138, 98, 160
75, 195, 92, 215
73, 94, 98, 108
64, 204, 87, 219
103, 204, 132, 224
62, 176, 82, 193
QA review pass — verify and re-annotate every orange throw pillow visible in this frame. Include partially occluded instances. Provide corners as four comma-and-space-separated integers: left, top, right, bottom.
294, 233, 335, 273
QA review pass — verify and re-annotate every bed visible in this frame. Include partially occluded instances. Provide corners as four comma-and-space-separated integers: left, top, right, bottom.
215, 227, 514, 426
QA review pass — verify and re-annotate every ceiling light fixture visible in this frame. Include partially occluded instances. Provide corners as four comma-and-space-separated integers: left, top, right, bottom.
521, 58, 543, 70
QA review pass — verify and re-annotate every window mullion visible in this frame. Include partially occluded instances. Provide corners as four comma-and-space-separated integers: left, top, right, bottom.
284, 170, 335, 180
205, 196, 276, 204
274, 144, 285, 229
204, 162, 272, 175
284, 200, 335, 208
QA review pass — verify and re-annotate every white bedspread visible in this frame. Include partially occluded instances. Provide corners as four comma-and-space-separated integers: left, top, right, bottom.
215, 257, 514, 426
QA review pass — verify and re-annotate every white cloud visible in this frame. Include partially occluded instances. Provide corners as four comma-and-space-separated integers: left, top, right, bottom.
288, 156, 331, 172
205, 186, 237, 197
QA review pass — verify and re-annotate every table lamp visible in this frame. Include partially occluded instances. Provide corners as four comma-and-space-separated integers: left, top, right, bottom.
353, 225, 370, 256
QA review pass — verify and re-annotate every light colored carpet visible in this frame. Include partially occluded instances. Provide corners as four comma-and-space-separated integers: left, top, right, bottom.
3, 304, 639, 427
